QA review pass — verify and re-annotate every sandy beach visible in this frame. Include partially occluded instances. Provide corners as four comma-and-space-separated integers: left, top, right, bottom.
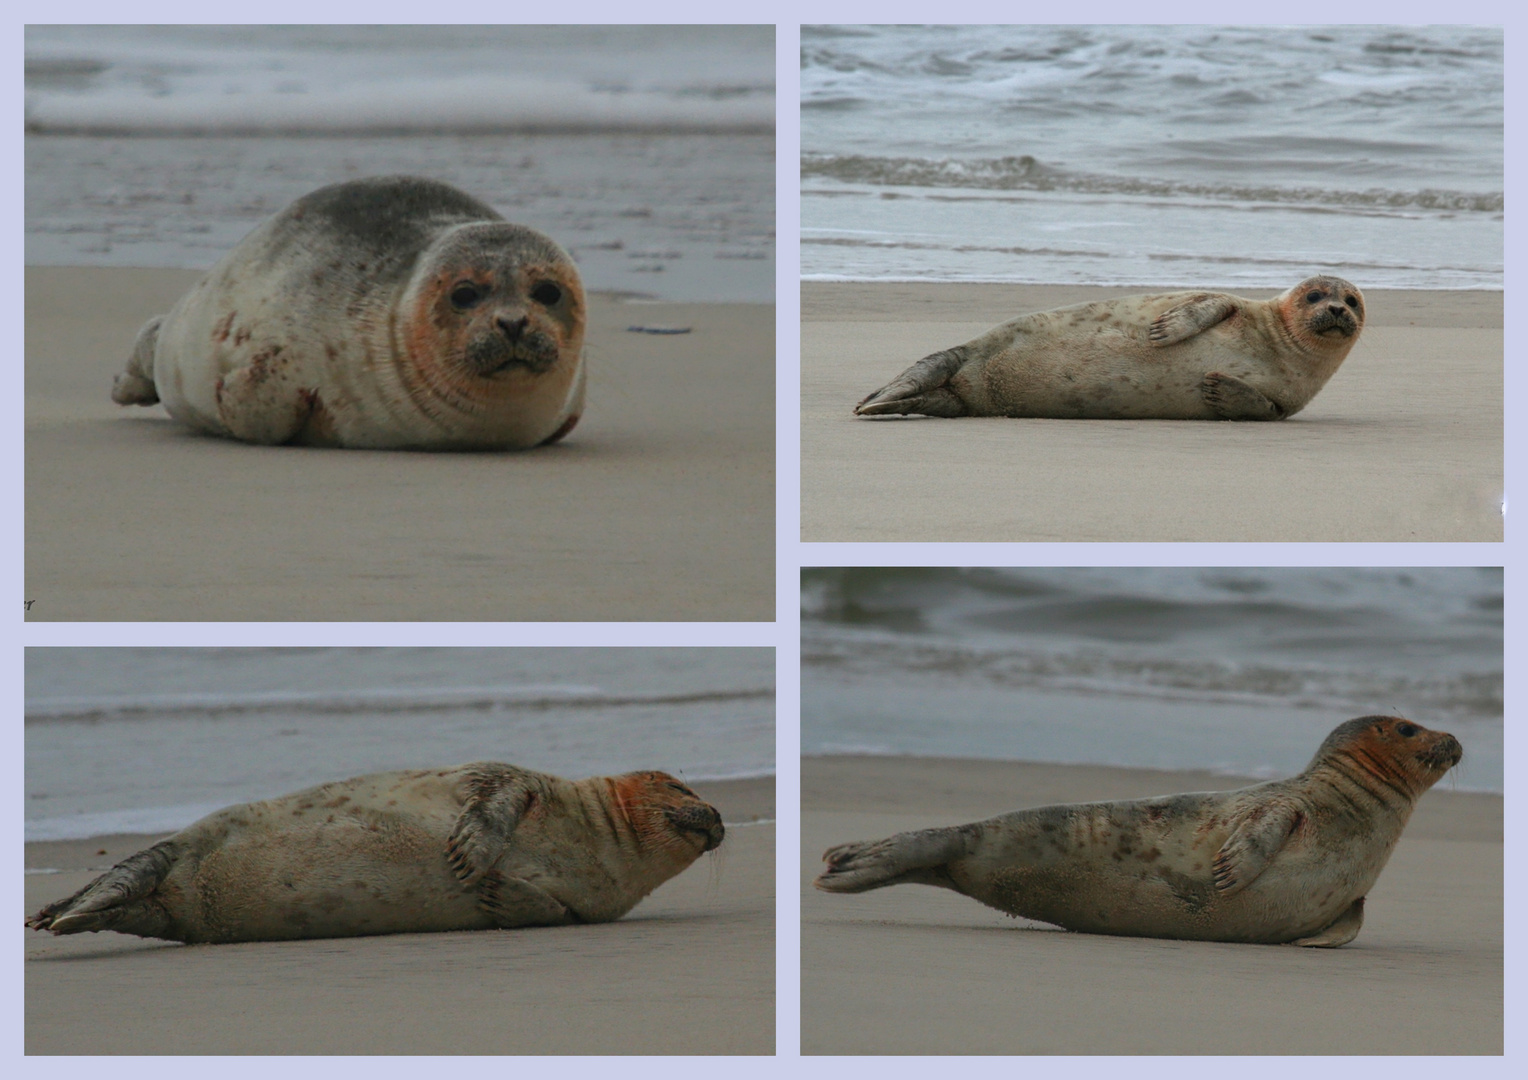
801, 756, 1501, 1055
25, 266, 774, 621
801, 283, 1502, 541
25, 776, 773, 1055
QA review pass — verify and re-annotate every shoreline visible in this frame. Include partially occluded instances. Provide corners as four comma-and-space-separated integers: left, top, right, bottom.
802, 281, 1505, 326
801, 281, 1502, 542
26, 266, 775, 621
26, 777, 774, 1055
802, 755, 1501, 1054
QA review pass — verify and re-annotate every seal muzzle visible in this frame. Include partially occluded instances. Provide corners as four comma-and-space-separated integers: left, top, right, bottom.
1307, 304, 1359, 338
667, 804, 726, 851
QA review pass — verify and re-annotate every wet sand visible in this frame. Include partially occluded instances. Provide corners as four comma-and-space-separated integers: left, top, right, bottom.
801, 283, 1502, 541
25, 777, 774, 1055
26, 266, 775, 621
801, 756, 1501, 1055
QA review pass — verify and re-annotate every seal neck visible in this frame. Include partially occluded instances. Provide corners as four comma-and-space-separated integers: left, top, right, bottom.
1308, 750, 1422, 822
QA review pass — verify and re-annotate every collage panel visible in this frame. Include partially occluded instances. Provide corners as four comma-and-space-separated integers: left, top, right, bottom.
800, 567, 1502, 1054
24, 24, 776, 623
800, 24, 1502, 542
24, 646, 776, 1055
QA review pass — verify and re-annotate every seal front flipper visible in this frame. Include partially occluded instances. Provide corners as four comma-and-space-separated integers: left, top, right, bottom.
1211, 800, 1304, 897
1290, 897, 1364, 948
212, 348, 332, 445
445, 765, 538, 884
1148, 294, 1237, 346
815, 826, 970, 892
479, 872, 576, 927
111, 316, 164, 406
1201, 372, 1286, 421
25, 840, 178, 937
854, 349, 969, 418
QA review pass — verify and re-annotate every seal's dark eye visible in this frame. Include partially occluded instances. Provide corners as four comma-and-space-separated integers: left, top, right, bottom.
531, 282, 562, 306
667, 781, 697, 798
1345, 296, 1359, 309
1397, 722, 1418, 738
1305, 291, 1323, 304
450, 283, 483, 310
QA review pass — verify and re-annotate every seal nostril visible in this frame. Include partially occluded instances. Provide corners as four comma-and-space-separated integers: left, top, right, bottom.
497, 316, 528, 341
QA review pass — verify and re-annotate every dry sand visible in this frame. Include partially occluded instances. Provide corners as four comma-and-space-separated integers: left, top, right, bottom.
801, 756, 1501, 1055
26, 266, 774, 621
25, 777, 774, 1055
801, 283, 1502, 541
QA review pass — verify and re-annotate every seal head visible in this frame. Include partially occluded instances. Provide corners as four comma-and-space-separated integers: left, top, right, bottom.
396, 219, 587, 447
1303, 713, 1460, 802
1276, 275, 1365, 350
613, 771, 726, 853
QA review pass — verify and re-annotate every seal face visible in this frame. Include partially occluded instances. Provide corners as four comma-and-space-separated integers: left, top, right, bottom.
26, 763, 722, 944
854, 275, 1365, 421
110, 176, 588, 450
816, 716, 1459, 947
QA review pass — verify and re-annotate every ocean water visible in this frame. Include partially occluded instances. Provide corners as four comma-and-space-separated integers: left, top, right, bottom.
24, 25, 775, 302
802, 568, 1502, 792
25, 648, 775, 841
802, 25, 1502, 290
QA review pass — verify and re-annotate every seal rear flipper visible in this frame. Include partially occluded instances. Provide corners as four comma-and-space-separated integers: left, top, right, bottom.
111, 315, 164, 406
1290, 897, 1364, 948
478, 871, 575, 927
25, 840, 178, 937
1212, 801, 1303, 896
445, 767, 536, 884
1201, 372, 1287, 421
1148, 294, 1237, 346
815, 827, 968, 893
854, 349, 969, 417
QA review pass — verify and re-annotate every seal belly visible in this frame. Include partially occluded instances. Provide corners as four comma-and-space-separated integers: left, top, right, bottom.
951, 797, 1227, 938
171, 803, 488, 943
972, 319, 1265, 420
954, 798, 1379, 943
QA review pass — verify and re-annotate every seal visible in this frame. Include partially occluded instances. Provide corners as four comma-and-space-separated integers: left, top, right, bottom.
26, 763, 723, 944
816, 716, 1459, 947
854, 276, 1364, 421
111, 176, 587, 450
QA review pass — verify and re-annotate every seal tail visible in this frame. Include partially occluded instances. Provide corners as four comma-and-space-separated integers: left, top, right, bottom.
854, 348, 969, 417
110, 315, 163, 406
26, 840, 178, 937
815, 827, 969, 893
